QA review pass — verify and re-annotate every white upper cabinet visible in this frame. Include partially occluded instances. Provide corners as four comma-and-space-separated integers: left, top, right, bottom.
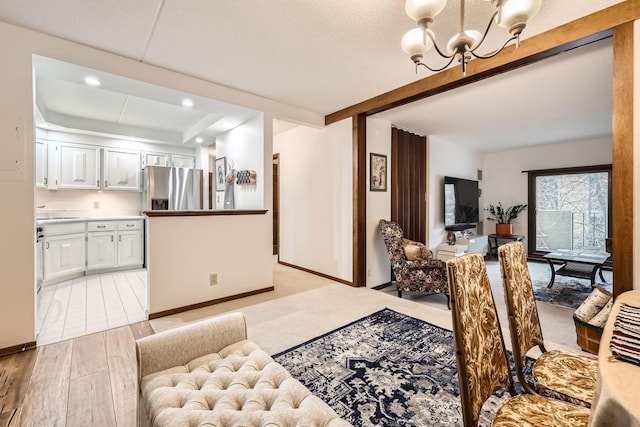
172, 154, 196, 168
142, 152, 169, 167
58, 143, 100, 189
103, 148, 141, 191
35, 139, 48, 187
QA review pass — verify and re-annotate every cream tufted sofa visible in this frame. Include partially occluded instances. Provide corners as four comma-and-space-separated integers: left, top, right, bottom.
136, 312, 350, 427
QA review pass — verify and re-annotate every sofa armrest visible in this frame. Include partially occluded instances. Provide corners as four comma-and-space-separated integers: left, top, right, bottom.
136, 312, 248, 380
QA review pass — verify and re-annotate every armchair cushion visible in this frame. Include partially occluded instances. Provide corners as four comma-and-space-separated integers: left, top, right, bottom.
402, 238, 432, 261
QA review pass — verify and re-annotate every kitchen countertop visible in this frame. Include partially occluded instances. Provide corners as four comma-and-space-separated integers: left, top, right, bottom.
37, 216, 145, 224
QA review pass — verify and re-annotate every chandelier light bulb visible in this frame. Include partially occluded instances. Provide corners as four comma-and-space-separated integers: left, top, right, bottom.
401, 28, 433, 61
496, 0, 542, 33
405, 0, 447, 26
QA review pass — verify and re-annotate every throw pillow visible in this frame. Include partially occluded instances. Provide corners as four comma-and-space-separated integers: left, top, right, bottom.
402, 238, 432, 261
574, 285, 613, 322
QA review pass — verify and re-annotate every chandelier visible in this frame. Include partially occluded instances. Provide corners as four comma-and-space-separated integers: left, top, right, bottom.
401, 0, 541, 75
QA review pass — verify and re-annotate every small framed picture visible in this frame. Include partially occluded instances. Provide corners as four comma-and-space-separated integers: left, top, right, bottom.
215, 157, 226, 192
370, 153, 387, 192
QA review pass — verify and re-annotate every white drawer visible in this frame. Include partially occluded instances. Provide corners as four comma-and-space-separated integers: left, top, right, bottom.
117, 220, 143, 231
44, 222, 85, 236
87, 221, 115, 232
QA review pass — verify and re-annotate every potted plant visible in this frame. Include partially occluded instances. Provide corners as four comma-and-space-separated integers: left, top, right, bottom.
485, 202, 527, 235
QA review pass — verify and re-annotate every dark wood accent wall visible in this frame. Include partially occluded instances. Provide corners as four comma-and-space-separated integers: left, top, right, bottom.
612, 22, 634, 298
353, 114, 367, 287
391, 128, 427, 242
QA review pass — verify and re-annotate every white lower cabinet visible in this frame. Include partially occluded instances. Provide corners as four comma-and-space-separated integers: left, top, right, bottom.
44, 233, 86, 282
43, 218, 144, 285
87, 231, 117, 270
87, 219, 143, 271
117, 230, 143, 267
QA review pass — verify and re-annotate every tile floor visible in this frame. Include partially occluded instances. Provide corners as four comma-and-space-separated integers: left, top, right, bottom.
36, 269, 148, 346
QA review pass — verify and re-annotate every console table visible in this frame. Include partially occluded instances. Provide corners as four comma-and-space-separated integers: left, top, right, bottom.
543, 249, 609, 288
487, 234, 525, 259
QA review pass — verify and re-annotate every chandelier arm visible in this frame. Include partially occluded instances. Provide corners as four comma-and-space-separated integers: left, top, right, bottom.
425, 29, 456, 60
417, 55, 458, 73
469, 10, 500, 55
469, 34, 518, 59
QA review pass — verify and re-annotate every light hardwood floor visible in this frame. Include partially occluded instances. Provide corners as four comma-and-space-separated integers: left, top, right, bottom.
0, 321, 153, 427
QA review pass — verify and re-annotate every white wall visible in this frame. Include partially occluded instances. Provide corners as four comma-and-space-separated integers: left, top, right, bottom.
366, 118, 392, 287
147, 215, 272, 314
0, 21, 317, 350
273, 119, 353, 282
428, 136, 484, 249
483, 137, 612, 241
215, 114, 265, 209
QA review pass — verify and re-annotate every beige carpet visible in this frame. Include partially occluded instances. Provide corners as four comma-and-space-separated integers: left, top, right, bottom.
151, 259, 589, 356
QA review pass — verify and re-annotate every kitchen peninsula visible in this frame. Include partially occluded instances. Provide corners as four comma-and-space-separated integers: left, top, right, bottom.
144, 209, 272, 319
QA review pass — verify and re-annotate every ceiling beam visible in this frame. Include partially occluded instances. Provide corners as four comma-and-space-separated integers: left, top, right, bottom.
325, 0, 640, 125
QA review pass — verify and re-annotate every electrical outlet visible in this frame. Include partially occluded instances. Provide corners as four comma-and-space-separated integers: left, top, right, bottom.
94, 201, 100, 209
209, 273, 218, 286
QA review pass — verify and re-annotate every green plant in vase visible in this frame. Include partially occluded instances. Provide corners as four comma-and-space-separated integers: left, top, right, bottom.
485, 202, 527, 235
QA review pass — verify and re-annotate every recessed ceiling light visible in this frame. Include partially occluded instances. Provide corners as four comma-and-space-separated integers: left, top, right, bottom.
84, 76, 101, 87
195, 137, 203, 143
182, 98, 194, 108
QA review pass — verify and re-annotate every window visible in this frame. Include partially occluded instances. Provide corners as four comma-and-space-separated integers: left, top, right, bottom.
527, 165, 612, 258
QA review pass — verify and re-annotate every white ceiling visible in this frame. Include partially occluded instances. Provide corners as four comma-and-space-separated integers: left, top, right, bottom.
0, 0, 622, 150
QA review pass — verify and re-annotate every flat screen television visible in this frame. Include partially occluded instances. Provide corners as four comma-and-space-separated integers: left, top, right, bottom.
444, 176, 479, 230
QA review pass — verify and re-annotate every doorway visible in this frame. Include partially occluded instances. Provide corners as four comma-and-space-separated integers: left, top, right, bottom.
273, 154, 280, 256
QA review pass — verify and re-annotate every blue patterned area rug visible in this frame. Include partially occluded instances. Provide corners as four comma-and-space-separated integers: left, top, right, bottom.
532, 276, 613, 310
273, 308, 532, 426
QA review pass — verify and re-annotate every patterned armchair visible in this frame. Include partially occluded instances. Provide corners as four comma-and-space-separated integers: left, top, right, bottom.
378, 219, 450, 309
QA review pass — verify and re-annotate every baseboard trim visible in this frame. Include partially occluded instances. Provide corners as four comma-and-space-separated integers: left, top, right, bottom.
149, 286, 275, 319
0, 341, 36, 357
278, 261, 354, 287
372, 282, 393, 290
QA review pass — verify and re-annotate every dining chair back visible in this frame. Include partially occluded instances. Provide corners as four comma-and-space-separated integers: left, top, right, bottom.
498, 241, 597, 407
447, 252, 591, 426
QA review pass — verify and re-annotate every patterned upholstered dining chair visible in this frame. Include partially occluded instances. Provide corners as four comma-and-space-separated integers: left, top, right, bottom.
378, 219, 450, 309
498, 241, 597, 408
446, 252, 590, 427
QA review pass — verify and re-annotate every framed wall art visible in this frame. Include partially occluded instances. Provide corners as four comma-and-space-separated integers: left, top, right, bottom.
215, 157, 226, 191
370, 153, 387, 192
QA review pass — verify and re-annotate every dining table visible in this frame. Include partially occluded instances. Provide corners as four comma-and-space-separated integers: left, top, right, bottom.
589, 289, 640, 427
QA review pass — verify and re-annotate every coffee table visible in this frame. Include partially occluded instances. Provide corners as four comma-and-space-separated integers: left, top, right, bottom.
543, 249, 610, 288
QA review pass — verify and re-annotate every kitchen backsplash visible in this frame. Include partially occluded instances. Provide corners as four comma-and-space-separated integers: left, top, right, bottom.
36, 188, 142, 218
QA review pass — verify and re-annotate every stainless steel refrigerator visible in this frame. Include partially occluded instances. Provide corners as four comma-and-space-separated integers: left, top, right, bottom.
142, 166, 203, 211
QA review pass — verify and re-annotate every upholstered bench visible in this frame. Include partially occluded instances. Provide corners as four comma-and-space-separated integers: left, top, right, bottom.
136, 312, 350, 427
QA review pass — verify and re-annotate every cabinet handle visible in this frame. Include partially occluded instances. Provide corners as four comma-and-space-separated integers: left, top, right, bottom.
111, 236, 114, 242
104, 180, 108, 188
44, 177, 48, 185
119, 235, 122, 242
45, 242, 49, 249
126, 224, 134, 228
97, 225, 106, 229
